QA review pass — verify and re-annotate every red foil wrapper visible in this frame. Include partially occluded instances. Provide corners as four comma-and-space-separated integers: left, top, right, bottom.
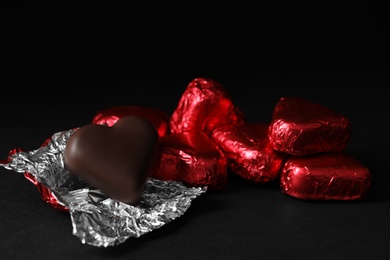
169, 77, 245, 136
23, 172, 67, 211
6, 143, 68, 211
280, 152, 371, 200
268, 97, 351, 155
150, 131, 228, 190
92, 105, 169, 137
211, 123, 285, 183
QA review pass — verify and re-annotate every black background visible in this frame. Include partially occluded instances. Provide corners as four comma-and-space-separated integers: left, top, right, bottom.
1, 1, 390, 259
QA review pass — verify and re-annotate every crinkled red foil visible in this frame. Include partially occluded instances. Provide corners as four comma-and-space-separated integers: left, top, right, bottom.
150, 131, 228, 190
211, 123, 285, 183
169, 77, 245, 136
280, 152, 371, 200
7, 140, 69, 211
268, 97, 351, 155
92, 105, 169, 137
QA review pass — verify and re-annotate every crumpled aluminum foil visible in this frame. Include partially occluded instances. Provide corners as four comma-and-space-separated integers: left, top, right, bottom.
0, 129, 207, 247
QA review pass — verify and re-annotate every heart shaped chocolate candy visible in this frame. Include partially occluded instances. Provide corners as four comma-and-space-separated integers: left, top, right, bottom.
64, 116, 159, 205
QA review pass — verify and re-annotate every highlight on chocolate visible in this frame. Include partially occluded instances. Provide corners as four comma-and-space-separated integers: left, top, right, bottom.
64, 115, 159, 205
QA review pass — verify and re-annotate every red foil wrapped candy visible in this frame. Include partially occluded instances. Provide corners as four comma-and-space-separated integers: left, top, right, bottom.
280, 152, 372, 200
268, 97, 351, 155
150, 131, 228, 190
211, 123, 285, 183
92, 105, 169, 137
169, 77, 245, 136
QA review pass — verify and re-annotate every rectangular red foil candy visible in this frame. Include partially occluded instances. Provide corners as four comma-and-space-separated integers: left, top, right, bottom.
169, 77, 245, 136
211, 123, 285, 183
150, 131, 228, 190
280, 152, 371, 200
268, 97, 351, 155
91, 105, 169, 137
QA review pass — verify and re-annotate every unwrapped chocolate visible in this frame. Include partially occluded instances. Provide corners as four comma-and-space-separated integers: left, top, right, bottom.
280, 152, 371, 200
151, 131, 228, 190
64, 116, 159, 205
169, 77, 245, 136
0, 129, 206, 247
211, 123, 285, 183
269, 97, 351, 155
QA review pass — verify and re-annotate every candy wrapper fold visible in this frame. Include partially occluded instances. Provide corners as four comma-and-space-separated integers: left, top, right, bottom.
0, 129, 206, 247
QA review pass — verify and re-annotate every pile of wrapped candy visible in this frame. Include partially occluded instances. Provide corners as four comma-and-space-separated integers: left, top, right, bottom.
4, 77, 372, 210
0, 77, 372, 246
151, 77, 371, 200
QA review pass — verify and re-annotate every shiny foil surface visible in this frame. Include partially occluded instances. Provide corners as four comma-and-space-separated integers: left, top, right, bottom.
3, 142, 68, 211
24, 171, 68, 211
169, 77, 245, 136
280, 152, 371, 200
0, 129, 206, 247
92, 105, 169, 137
151, 131, 228, 190
211, 123, 285, 183
269, 97, 351, 155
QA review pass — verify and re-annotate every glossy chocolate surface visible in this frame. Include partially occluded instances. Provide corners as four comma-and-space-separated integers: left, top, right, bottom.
64, 116, 159, 205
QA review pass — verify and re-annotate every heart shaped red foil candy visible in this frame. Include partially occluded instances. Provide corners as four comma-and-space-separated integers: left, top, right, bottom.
280, 152, 372, 200
150, 131, 228, 190
64, 116, 159, 205
92, 105, 169, 137
211, 123, 285, 183
269, 97, 351, 155
169, 77, 245, 136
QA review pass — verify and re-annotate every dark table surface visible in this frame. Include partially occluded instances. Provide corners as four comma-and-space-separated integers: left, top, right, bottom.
2, 1, 390, 259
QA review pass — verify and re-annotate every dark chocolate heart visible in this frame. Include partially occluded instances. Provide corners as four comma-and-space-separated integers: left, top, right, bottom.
64, 116, 159, 205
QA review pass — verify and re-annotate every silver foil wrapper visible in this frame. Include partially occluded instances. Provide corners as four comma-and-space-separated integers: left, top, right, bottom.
0, 129, 206, 247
